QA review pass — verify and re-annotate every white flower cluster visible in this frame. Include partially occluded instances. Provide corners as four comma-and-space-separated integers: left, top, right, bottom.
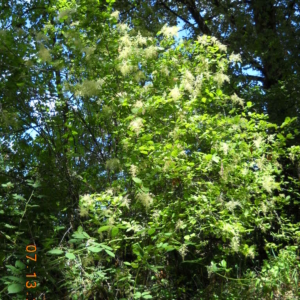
84, 46, 95, 60
230, 93, 244, 106
181, 69, 195, 93
246, 246, 255, 259
197, 35, 227, 52
133, 100, 145, 114
197, 35, 209, 46
152, 209, 160, 220
36, 32, 49, 43
222, 222, 235, 235
120, 195, 131, 209
118, 46, 131, 60
105, 158, 120, 171
117, 23, 129, 32
120, 33, 132, 47
241, 167, 248, 176
38, 45, 51, 62
108, 216, 115, 226
129, 164, 138, 177
76, 79, 103, 97
58, 8, 76, 21
129, 117, 144, 136
220, 142, 229, 155
178, 244, 188, 261
137, 192, 154, 209
160, 24, 179, 38
81, 194, 94, 206
254, 136, 264, 149
160, 66, 170, 76
144, 45, 158, 59
110, 10, 120, 20
215, 40, 227, 52
134, 100, 143, 109
262, 174, 277, 193
119, 60, 133, 76
134, 71, 145, 82
136, 32, 147, 45
214, 73, 230, 87
169, 85, 181, 101
225, 200, 241, 212
175, 219, 184, 231
230, 235, 240, 252
229, 52, 242, 65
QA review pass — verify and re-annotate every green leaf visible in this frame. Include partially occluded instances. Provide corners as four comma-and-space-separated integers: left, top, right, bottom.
143, 295, 153, 299
2, 182, 14, 188
140, 151, 148, 154
220, 260, 227, 268
87, 246, 103, 253
171, 148, 180, 157
98, 244, 113, 251
134, 292, 142, 299
32, 181, 41, 188
131, 262, 139, 268
111, 227, 119, 237
246, 101, 252, 108
47, 249, 64, 255
15, 261, 25, 270
216, 89, 223, 96
72, 230, 89, 239
4, 224, 16, 229
73, 232, 86, 239
27, 204, 39, 208
212, 155, 220, 163
133, 177, 142, 184
6, 265, 20, 274
205, 154, 212, 161
277, 133, 285, 141
5, 276, 25, 283
131, 108, 139, 114
148, 228, 156, 235
8, 283, 23, 293
55, 226, 65, 231
105, 249, 115, 257
65, 253, 76, 260
98, 225, 110, 233
141, 186, 150, 193
12, 194, 26, 201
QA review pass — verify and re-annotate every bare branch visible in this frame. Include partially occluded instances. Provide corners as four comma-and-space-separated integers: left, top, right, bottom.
177, 0, 211, 35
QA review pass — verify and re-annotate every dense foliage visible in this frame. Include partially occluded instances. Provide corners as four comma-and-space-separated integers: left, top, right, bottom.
0, 0, 300, 299
115, 0, 300, 126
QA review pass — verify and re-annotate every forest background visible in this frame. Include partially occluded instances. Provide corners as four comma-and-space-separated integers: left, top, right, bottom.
0, 0, 300, 299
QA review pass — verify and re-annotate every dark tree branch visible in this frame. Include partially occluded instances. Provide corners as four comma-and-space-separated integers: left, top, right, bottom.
177, 0, 211, 35
70, 106, 105, 162
119, 5, 136, 16
158, 1, 197, 30
287, 0, 296, 20
243, 74, 265, 82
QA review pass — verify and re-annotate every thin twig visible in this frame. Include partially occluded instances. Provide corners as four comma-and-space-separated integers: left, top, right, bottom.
59, 223, 73, 246
20, 190, 34, 224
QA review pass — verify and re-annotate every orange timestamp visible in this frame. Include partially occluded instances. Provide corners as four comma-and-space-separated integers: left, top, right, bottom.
25, 244, 45, 300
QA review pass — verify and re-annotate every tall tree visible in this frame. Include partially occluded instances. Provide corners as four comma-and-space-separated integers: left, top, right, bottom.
0, 1, 300, 299
114, 0, 300, 125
